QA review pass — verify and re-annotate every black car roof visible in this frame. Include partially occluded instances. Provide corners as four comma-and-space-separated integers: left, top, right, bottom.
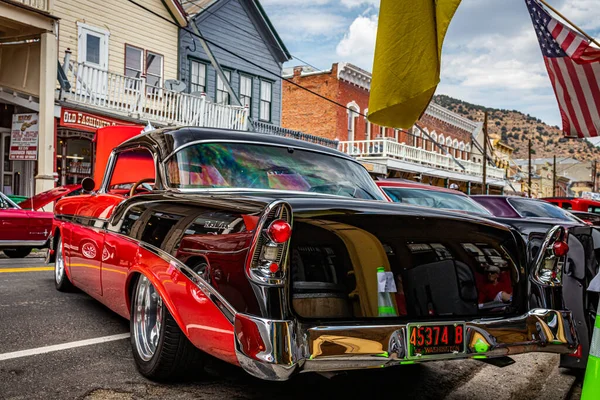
118, 127, 349, 161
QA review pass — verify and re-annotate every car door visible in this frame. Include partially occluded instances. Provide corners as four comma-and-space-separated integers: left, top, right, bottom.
0, 194, 29, 242
68, 194, 122, 296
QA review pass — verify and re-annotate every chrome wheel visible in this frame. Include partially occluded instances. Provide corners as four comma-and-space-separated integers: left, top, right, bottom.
133, 276, 163, 362
55, 239, 64, 284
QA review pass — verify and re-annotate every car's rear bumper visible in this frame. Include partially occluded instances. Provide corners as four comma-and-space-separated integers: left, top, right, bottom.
234, 308, 578, 381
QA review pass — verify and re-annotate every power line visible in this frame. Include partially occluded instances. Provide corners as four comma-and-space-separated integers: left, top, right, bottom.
183, 0, 323, 72
124, 0, 474, 149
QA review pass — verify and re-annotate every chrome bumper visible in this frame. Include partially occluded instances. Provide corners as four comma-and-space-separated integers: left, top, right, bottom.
234, 309, 578, 381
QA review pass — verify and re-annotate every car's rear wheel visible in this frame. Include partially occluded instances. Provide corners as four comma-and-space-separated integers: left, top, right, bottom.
3, 247, 32, 258
130, 275, 204, 381
54, 238, 74, 292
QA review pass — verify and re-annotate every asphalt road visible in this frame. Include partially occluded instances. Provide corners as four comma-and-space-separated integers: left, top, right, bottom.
0, 257, 583, 400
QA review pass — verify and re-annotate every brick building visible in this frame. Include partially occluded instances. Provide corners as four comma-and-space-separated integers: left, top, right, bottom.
282, 63, 505, 193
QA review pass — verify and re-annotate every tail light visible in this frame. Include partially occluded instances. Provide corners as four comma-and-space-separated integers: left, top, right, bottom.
532, 225, 568, 286
245, 201, 293, 285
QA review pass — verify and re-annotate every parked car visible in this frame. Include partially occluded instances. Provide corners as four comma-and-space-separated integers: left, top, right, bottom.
470, 195, 599, 369
544, 197, 600, 214
569, 211, 600, 227
377, 181, 596, 369
0, 185, 85, 258
48, 127, 577, 382
18, 184, 82, 211
0, 191, 53, 258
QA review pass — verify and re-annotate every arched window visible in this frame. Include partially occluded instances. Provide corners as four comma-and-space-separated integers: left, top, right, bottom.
446, 137, 453, 154
430, 131, 437, 152
459, 141, 465, 159
346, 101, 360, 141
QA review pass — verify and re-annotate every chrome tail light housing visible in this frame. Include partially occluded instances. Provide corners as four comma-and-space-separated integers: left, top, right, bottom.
245, 201, 293, 285
531, 225, 568, 286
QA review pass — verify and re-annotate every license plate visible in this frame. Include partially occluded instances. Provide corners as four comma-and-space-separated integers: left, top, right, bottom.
407, 322, 466, 358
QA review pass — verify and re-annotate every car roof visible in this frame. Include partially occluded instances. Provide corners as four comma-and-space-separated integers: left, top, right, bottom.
118, 127, 349, 162
376, 180, 468, 196
543, 197, 600, 205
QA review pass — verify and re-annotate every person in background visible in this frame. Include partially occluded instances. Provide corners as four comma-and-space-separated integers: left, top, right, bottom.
478, 265, 512, 304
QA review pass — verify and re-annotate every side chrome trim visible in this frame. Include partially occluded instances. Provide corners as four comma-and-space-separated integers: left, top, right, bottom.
107, 231, 238, 324
531, 225, 565, 286
0, 240, 47, 247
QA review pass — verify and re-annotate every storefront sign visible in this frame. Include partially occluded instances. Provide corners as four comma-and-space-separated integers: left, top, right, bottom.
361, 161, 387, 175
60, 108, 129, 132
10, 113, 39, 161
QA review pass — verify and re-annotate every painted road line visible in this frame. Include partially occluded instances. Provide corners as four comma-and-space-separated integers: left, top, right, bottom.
0, 267, 54, 273
0, 333, 130, 362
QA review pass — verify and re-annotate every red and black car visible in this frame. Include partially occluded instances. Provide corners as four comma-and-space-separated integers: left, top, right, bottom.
48, 128, 577, 381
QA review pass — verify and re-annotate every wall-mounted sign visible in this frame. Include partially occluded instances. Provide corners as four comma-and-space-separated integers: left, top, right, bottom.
60, 108, 131, 132
10, 113, 39, 161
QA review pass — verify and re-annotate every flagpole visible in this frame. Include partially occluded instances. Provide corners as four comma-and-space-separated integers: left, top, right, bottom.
538, 0, 600, 48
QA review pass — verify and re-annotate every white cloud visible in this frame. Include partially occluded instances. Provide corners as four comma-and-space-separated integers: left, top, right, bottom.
335, 14, 378, 69
269, 9, 348, 41
558, 0, 600, 31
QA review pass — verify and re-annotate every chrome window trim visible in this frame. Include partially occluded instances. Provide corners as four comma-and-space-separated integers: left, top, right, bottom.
161, 139, 384, 200
99, 144, 162, 194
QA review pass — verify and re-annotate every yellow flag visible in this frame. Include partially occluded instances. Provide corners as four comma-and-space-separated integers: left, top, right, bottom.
368, 0, 461, 128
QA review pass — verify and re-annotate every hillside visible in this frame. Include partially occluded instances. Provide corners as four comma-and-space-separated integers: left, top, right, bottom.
432, 94, 600, 162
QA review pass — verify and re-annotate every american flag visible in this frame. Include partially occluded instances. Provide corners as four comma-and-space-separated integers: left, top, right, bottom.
526, 0, 600, 138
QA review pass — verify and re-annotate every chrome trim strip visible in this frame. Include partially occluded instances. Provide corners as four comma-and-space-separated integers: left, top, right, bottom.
0, 240, 47, 246
108, 231, 237, 324
163, 139, 353, 165
180, 247, 249, 255
531, 225, 565, 286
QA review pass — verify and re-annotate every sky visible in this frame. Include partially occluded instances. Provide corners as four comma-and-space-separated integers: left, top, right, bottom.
261, 0, 600, 134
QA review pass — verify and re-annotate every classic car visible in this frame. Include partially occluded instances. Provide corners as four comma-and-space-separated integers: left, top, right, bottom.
18, 184, 82, 211
543, 197, 600, 214
0, 191, 53, 258
377, 181, 598, 369
48, 127, 578, 381
469, 195, 600, 369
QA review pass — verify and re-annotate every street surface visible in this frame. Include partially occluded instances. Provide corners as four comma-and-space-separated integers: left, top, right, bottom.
0, 256, 583, 400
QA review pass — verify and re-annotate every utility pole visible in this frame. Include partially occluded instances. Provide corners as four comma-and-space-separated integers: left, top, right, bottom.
528, 139, 532, 198
593, 161, 597, 193
482, 111, 488, 194
553, 155, 556, 197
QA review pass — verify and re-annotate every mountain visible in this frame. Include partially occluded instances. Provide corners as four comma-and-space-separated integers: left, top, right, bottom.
432, 94, 600, 162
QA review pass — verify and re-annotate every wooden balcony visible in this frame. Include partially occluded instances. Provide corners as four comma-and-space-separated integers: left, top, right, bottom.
8, 0, 51, 13
59, 62, 249, 131
338, 138, 506, 181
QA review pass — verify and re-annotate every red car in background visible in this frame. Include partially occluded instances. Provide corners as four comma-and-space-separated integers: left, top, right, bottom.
0, 185, 83, 258
0, 191, 53, 258
543, 197, 600, 214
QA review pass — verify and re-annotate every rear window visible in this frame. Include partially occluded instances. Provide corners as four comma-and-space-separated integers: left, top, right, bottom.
381, 187, 491, 215
508, 198, 578, 221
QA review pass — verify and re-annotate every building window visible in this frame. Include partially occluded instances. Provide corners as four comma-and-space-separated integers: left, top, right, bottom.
240, 75, 253, 110
146, 51, 163, 93
190, 60, 206, 93
77, 23, 109, 69
260, 80, 273, 121
125, 45, 143, 79
216, 70, 231, 104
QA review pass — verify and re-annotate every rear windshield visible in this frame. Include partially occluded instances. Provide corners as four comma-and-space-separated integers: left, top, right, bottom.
381, 187, 491, 214
166, 142, 386, 200
508, 198, 578, 221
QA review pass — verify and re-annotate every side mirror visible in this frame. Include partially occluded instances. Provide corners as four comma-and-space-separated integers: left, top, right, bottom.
81, 177, 95, 193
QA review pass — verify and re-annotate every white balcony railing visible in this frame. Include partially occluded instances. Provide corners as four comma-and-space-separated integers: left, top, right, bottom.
338, 138, 506, 180
9, 0, 51, 12
61, 62, 249, 131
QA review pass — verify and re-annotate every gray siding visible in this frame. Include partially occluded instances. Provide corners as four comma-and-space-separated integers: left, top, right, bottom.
179, 0, 285, 125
